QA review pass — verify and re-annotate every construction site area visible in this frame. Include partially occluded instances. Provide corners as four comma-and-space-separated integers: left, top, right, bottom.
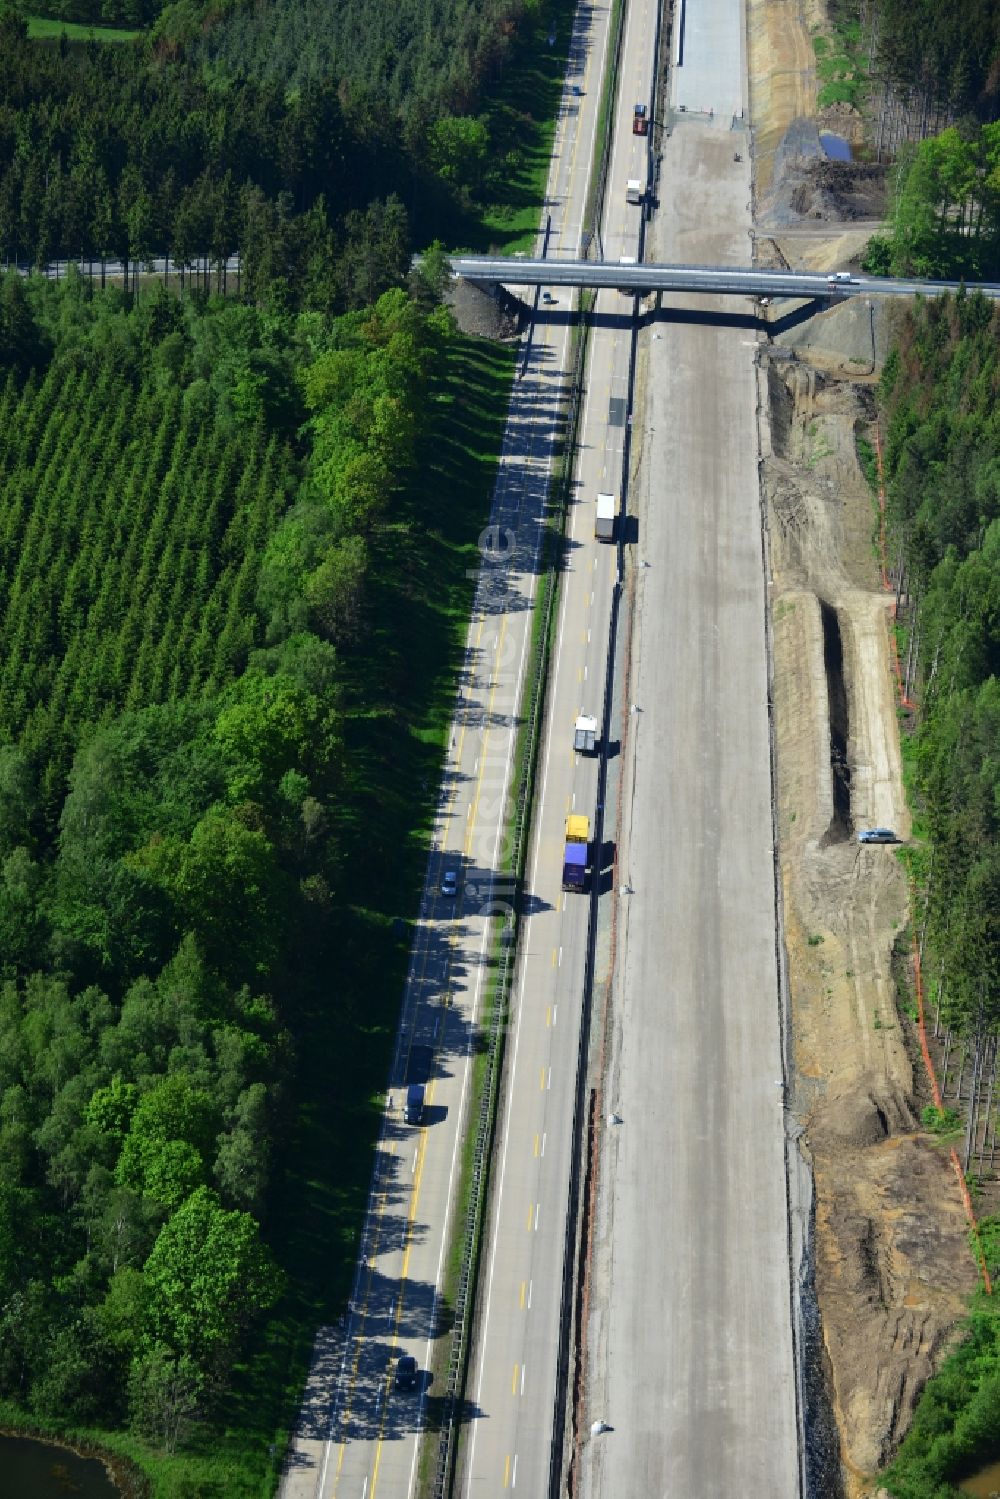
748, 0, 989, 1490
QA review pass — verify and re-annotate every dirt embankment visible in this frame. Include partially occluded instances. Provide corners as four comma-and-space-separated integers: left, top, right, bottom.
760, 308, 979, 1494
746, 0, 886, 231
746, 0, 980, 1477
746, 0, 822, 202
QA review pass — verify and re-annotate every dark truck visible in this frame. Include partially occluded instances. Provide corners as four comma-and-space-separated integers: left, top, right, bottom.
562, 815, 590, 891
633, 103, 648, 135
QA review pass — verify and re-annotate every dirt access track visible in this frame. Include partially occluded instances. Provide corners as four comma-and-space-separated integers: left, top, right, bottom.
744, 1, 980, 1491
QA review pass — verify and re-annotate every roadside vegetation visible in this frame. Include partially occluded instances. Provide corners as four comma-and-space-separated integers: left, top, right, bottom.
877, 291, 1000, 1495
0, 0, 571, 288
862, 124, 1000, 279
811, 19, 867, 111
0, 262, 515, 1493
0, 0, 577, 1484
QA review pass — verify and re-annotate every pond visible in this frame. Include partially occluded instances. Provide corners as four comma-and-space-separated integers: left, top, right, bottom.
960, 1457, 1000, 1497
0, 1433, 120, 1497
820, 131, 853, 161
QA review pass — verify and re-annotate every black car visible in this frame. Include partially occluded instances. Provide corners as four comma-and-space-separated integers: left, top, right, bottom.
395, 1355, 418, 1391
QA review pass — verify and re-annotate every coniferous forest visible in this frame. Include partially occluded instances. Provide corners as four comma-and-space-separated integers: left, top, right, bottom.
0, 269, 473, 1486
861, 0, 1000, 121
0, 0, 560, 1483
874, 294, 1000, 1496
0, 0, 558, 292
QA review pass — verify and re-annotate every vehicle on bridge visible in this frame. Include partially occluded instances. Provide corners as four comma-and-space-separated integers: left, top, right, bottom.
633, 103, 648, 135
596, 492, 616, 541
563, 815, 590, 891
626, 178, 644, 205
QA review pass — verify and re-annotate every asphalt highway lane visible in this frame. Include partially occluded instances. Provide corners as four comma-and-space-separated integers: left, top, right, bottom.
279, 1, 621, 1495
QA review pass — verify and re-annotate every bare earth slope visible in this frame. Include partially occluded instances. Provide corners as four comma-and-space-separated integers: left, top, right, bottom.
760, 324, 978, 1493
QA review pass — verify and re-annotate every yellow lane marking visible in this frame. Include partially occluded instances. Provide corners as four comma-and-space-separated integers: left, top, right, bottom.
329, 1142, 398, 1485
367, 1096, 433, 1498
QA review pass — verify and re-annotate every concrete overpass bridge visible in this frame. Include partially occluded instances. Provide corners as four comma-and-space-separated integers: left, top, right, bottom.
451, 255, 1000, 302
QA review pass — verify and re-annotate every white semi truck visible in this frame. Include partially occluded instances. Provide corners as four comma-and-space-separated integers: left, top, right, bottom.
574, 715, 598, 753
595, 492, 616, 540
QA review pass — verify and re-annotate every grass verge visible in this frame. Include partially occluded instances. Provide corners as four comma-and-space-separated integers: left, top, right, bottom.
811, 15, 868, 110
583, 0, 626, 238
26, 13, 141, 40
458, 0, 576, 253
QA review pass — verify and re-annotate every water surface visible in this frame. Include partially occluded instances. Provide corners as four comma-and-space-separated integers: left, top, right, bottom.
0, 1433, 119, 1497
820, 131, 853, 161
961, 1457, 1000, 1497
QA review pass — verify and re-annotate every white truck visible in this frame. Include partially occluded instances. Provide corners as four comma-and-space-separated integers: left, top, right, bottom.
626, 178, 644, 205
595, 492, 616, 541
574, 714, 598, 754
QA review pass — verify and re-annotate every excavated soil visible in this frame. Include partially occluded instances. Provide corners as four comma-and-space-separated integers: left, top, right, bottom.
747, 0, 886, 231
445, 277, 526, 340
761, 319, 979, 1494
745, 0, 982, 1475
746, 0, 823, 201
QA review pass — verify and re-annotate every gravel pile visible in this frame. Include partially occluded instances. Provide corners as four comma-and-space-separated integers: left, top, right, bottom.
445, 277, 527, 340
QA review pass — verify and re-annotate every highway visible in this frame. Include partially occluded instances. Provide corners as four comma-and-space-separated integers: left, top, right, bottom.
456, 0, 657, 1490
451, 254, 1000, 300
578, 0, 801, 1486
278, 0, 627, 1494
6, 254, 241, 281
283, 0, 805, 1482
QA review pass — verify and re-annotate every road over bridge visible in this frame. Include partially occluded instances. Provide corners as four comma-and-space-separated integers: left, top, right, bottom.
451, 254, 1000, 301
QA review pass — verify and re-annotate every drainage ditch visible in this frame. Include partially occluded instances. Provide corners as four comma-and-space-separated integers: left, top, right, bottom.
819, 600, 852, 843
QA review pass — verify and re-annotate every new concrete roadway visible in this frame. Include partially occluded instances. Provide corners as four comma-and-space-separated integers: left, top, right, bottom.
578, 2, 800, 1493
